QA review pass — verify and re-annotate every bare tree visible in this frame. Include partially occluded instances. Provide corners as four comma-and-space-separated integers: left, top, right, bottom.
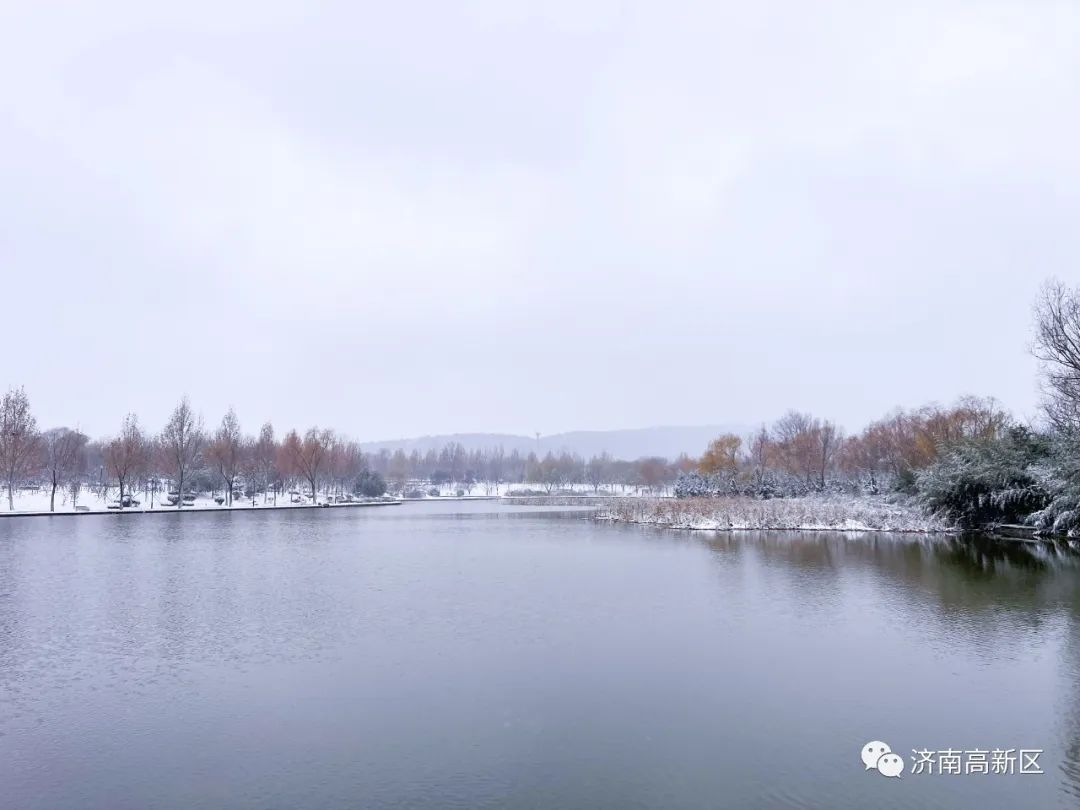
160, 396, 204, 507
41, 427, 88, 511
277, 434, 299, 499
387, 449, 409, 494
285, 427, 332, 503
0, 387, 40, 510
142, 435, 162, 507
328, 439, 364, 498
486, 446, 506, 495
69, 473, 84, 508
816, 420, 842, 489
699, 434, 742, 477
206, 407, 242, 505
748, 425, 771, 486
238, 435, 258, 506
586, 452, 612, 493
104, 414, 147, 508
533, 452, 562, 493
773, 411, 819, 485
253, 422, 278, 503
439, 442, 467, 491
636, 456, 672, 495
1033, 279, 1080, 431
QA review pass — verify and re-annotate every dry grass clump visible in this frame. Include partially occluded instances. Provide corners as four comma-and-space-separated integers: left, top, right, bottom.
601, 495, 952, 533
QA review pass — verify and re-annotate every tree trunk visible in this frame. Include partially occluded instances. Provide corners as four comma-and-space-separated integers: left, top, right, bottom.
177, 472, 184, 508
6, 482, 13, 511
50, 475, 58, 512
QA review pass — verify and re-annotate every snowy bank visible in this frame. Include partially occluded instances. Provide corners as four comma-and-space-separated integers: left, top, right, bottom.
600, 495, 954, 533
0, 488, 401, 518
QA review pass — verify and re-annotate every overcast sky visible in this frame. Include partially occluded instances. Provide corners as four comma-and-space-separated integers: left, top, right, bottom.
2, 1, 1077, 440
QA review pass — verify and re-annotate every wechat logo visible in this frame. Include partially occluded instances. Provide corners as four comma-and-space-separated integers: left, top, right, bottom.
862, 740, 904, 778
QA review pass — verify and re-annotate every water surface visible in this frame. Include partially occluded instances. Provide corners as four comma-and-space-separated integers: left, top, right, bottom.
1, 501, 1078, 808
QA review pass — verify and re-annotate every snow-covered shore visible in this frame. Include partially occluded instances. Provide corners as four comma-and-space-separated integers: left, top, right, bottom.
599, 495, 955, 533
0, 488, 400, 517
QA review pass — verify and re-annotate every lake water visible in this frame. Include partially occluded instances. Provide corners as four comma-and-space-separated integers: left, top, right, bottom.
1, 501, 1078, 809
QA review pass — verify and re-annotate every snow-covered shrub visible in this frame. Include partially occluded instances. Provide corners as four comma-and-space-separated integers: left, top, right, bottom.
752, 471, 780, 499
1030, 434, 1080, 536
676, 470, 866, 500
354, 470, 387, 498
861, 473, 880, 496
674, 471, 721, 498
916, 427, 1050, 529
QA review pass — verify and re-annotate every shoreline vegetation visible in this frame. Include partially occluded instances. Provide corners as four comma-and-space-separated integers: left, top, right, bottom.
4, 282, 1080, 542
599, 494, 955, 534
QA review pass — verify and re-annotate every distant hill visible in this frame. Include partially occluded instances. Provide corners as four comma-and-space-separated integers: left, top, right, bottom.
360, 425, 752, 461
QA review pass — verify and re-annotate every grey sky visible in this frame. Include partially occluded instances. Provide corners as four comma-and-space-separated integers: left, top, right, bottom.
2, 1, 1076, 441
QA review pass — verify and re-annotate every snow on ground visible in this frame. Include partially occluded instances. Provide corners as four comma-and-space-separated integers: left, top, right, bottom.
601, 495, 954, 533
2, 487, 392, 515
437, 483, 648, 497
4, 481, 658, 515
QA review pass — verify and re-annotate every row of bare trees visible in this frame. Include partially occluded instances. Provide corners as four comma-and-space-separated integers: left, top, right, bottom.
680, 280, 1080, 502
0, 385, 1014, 511
359, 444, 689, 496
0, 392, 388, 511
1, 387, 41, 510
366, 395, 1006, 498
0, 386, 701, 505
687, 395, 1009, 496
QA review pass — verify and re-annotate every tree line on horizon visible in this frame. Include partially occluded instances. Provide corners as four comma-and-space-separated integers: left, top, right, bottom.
0, 390, 695, 509
678, 394, 1009, 499
0, 384, 1012, 512
2, 279, 1078, 522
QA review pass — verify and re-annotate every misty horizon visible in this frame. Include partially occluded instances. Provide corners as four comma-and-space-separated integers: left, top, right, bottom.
3, 1, 1068, 439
